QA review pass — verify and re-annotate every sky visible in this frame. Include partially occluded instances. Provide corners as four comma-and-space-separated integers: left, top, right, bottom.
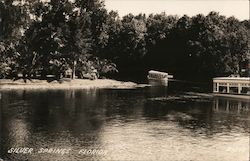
105, 0, 249, 20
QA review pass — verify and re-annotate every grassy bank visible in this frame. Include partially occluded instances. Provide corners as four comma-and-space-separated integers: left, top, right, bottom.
0, 79, 147, 90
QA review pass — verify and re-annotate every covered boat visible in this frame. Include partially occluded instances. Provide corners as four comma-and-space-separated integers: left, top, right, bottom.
147, 70, 173, 86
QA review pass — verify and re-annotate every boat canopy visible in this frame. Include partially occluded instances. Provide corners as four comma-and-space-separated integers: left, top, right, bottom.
148, 70, 170, 79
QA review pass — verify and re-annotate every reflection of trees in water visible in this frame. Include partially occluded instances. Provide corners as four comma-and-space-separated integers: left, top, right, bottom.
0, 91, 31, 160
212, 98, 250, 133
1, 90, 109, 160
0, 92, 2, 158
30, 89, 104, 135
1, 119, 32, 161
143, 98, 250, 135
147, 86, 168, 98
1, 90, 249, 160
101, 89, 146, 120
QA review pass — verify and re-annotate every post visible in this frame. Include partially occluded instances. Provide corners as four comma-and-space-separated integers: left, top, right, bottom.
238, 83, 242, 94
72, 60, 76, 79
227, 83, 230, 93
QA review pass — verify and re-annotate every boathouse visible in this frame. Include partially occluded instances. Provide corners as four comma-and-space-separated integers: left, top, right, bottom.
213, 77, 250, 95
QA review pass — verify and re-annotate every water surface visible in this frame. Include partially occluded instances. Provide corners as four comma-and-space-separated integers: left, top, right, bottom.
0, 86, 249, 161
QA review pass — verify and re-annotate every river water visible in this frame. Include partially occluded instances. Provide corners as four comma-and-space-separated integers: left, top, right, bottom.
0, 85, 249, 161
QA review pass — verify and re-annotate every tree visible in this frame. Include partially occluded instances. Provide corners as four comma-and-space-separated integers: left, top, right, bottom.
118, 14, 147, 61
0, 0, 31, 78
15, 0, 117, 80
187, 12, 227, 78
145, 13, 178, 71
102, 11, 122, 60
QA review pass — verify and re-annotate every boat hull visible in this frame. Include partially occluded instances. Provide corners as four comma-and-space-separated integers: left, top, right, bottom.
148, 77, 168, 86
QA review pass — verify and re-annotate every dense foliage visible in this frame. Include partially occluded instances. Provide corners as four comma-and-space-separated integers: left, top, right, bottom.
0, 0, 249, 81
0, 0, 117, 79
110, 12, 250, 81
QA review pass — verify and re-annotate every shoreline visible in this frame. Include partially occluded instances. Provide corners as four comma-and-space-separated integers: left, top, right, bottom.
0, 79, 148, 90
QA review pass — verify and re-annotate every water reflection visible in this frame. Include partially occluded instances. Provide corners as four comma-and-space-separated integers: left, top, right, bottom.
0, 88, 249, 161
213, 97, 249, 113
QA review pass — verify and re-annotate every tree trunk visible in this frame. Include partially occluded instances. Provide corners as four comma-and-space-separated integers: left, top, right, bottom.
72, 60, 76, 79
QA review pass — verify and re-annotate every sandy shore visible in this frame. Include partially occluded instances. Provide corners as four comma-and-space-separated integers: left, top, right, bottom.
0, 79, 148, 90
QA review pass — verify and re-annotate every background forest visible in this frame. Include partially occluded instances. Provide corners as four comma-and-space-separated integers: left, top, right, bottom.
0, 0, 249, 82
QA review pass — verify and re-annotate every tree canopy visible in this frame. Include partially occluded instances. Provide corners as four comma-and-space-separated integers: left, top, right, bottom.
0, 0, 249, 81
